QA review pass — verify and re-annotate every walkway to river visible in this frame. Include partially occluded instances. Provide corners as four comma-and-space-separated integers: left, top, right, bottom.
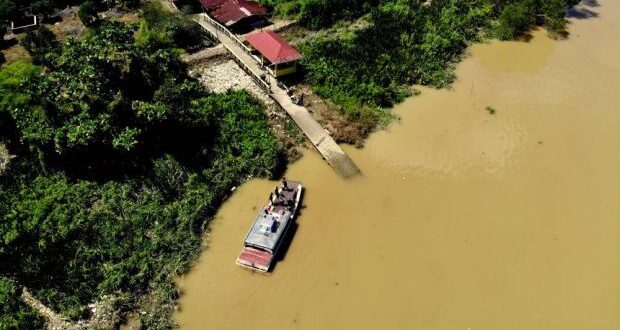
194, 14, 360, 178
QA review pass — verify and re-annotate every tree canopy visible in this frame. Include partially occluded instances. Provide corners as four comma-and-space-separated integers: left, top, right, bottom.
0, 19, 281, 329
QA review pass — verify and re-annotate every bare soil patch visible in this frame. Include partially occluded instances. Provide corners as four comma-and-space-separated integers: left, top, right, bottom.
48, 7, 86, 42
291, 84, 370, 147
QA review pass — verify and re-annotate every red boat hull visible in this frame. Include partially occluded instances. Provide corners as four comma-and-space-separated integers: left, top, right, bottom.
237, 246, 273, 272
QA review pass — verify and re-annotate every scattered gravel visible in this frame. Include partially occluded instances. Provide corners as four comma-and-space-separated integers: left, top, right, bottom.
190, 59, 274, 106
21, 287, 120, 330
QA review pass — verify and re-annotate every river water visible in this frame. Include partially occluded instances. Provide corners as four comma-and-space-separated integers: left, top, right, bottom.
175, 1, 620, 329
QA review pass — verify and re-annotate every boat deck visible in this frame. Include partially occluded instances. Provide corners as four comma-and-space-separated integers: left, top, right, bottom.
237, 247, 273, 272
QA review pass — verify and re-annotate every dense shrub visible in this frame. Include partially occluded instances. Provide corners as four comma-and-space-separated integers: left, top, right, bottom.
0, 277, 44, 329
140, 2, 213, 52
20, 25, 60, 66
0, 0, 13, 31
298, 0, 377, 29
0, 20, 280, 328
78, 0, 99, 27
496, 0, 536, 39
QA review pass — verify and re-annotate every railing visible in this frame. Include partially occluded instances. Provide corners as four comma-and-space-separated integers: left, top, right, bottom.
194, 14, 270, 92
10, 15, 37, 32
198, 14, 251, 53
233, 56, 271, 93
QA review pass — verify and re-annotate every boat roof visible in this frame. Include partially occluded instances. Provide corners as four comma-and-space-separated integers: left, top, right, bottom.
245, 207, 292, 251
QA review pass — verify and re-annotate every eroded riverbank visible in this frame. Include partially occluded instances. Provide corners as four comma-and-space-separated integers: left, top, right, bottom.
175, 1, 620, 329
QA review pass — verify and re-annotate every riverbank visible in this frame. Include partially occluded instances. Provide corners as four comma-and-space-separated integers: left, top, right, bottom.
175, 1, 620, 329
270, 0, 586, 146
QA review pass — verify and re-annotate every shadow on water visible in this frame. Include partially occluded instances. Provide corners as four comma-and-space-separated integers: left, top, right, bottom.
270, 188, 306, 272
269, 221, 299, 272
237, 220, 300, 275
567, 0, 600, 20
516, 33, 535, 43
580, 0, 600, 7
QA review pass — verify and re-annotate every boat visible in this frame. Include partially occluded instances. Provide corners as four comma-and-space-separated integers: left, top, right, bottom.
236, 178, 303, 272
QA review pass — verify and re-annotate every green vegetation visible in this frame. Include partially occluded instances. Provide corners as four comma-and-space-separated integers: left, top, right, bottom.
0, 277, 43, 329
0, 18, 280, 329
78, 0, 99, 27
138, 1, 214, 52
486, 105, 497, 115
19, 26, 60, 66
259, 0, 376, 25
495, 0, 579, 39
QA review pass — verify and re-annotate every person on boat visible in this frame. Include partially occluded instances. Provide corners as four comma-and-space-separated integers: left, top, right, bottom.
282, 177, 288, 190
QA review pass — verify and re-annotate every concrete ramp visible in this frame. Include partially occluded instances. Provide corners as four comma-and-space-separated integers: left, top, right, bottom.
314, 137, 360, 178
269, 85, 360, 178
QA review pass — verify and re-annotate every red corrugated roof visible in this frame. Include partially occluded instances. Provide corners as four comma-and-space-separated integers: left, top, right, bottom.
245, 31, 301, 65
199, 0, 227, 10
200, 0, 267, 27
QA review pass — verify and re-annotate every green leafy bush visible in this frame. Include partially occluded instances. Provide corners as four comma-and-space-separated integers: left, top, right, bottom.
298, 0, 376, 29
0, 277, 43, 329
140, 2, 213, 52
78, 0, 99, 27
20, 26, 60, 66
496, 0, 536, 39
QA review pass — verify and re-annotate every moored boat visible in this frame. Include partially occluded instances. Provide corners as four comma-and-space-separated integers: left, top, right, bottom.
236, 178, 303, 272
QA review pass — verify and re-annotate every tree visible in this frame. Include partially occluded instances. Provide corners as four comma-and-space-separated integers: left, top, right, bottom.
540, 0, 567, 33
0, 0, 15, 32
139, 2, 213, 52
0, 277, 44, 329
20, 26, 60, 66
78, 0, 99, 27
496, 0, 536, 39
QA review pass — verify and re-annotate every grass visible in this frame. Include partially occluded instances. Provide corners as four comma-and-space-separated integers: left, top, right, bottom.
47, 8, 86, 42
1, 43, 32, 65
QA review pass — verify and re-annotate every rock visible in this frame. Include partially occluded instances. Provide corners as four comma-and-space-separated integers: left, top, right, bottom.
192, 60, 274, 106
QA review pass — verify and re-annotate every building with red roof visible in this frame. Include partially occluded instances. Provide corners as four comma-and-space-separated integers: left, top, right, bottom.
199, 0, 267, 31
245, 30, 301, 77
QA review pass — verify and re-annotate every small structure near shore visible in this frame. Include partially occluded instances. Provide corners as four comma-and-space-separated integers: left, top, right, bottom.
9, 15, 38, 34
245, 30, 301, 77
199, 0, 267, 31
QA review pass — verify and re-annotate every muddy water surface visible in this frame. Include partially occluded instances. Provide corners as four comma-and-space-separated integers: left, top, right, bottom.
176, 2, 620, 329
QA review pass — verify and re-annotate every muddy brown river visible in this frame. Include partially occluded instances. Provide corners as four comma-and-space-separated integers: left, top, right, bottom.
175, 1, 620, 329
